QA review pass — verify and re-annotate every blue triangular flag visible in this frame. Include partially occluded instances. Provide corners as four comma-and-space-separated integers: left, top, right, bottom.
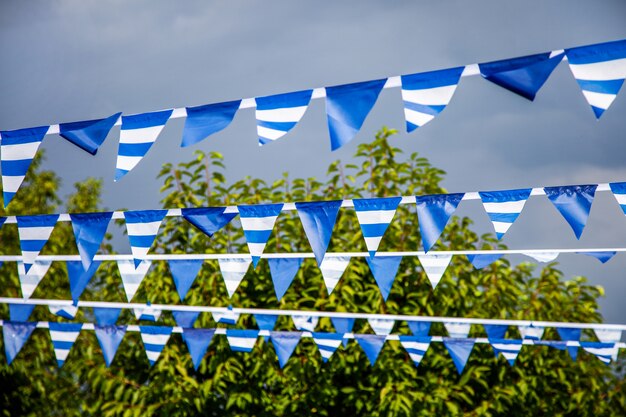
557, 327, 582, 361
168, 260, 203, 301
94, 325, 126, 367
415, 193, 464, 252
483, 324, 508, 340
181, 207, 238, 238
443, 338, 475, 374
9, 304, 35, 322
268, 258, 302, 301
331, 317, 355, 348
325, 79, 387, 151
3, 321, 37, 364
479, 52, 564, 101
139, 325, 172, 366
408, 321, 431, 337
609, 182, 626, 215
66, 260, 101, 304
312, 332, 343, 362
353, 196, 402, 257
238, 203, 283, 267
544, 185, 597, 239
479, 188, 532, 239
17, 214, 59, 274
59, 112, 121, 155
255, 314, 278, 343
490, 339, 523, 366
365, 256, 402, 301
226, 329, 259, 352
578, 251, 617, 264
255, 90, 313, 146
124, 209, 167, 267
172, 311, 200, 328
466, 254, 504, 269
182, 328, 215, 370
48, 322, 82, 367
399, 335, 431, 368
355, 334, 386, 366
295, 200, 342, 265
93, 307, 122, 326
182, 100, 241, 147
270, 331, 302, 368
70, 212, 112, 269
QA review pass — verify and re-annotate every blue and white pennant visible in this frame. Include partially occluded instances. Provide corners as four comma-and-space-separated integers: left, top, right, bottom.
353, 197, 401, 257
490, 339, 523, 365
48, 322, 82, 367
479, 189, 532, 239
218, 257, 252, 297
399, 336, 431, 368
117, 260, 152, 302
238, 204, 283, 267
255, 90, 312, 146
17, 260, 51, 299
139, 325, 172, 366
17, 214, 59, 274
124, 210, 167, 267
312, 332, 343, 362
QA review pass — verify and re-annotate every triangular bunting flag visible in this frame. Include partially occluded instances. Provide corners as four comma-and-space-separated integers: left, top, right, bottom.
70, 212, 113, 269
479, 52, 564, 100
408, 321, 431, 337
238, 203, 283, 267
578, 251, 617, 264
325, 79, 387, 150
368, 318, 395, 335
9, 304, 35, 322
182, 328, 215, 370
182, 100, 241, 147
443, 338, 475, 374
93, 307, 122, 326
544, 185, 597, 239
557, 328, 582, 360
581, 342, 618, 365
117, 260, 152, 301
312, 332, 343, 362
479, 189, 532, 239
268, 258, 302, 301
181, 207, 238, 238
319, 256, 350, 295
49, 304, 78, 320
17, 260, 51, 299
213, 307, 240, 325
292, 315, 319, 332
445, 322, 471, 338
1, 126, 49, 207
595, 328, 622, 344
565, 39, 626, 118
226, 329, 259, 353
218, 257, 252, 297
331, 317, 355, 348
134, 305, 161, 322
94, 325, 126, 367
270, 331, 302, 368
115, 110, 172, 181
295, 200, 342, 265
255, 90, 312, 146
399, 335, 431, 368
17, 214, 59, 274
355, 334, 386, 366
124, 210, 167, 267
609, 182, 626, 215
523, 251, 560, 263
172, 311, 200, 328
48, 322, 82, 367
168, 260, 203, 301
466, 253, 504, 269
490, 339, 523, 366
139, 326, 172, 366
417, 254, 452, 289
3, 321, 37, 364
66, 260, 101, 304
518, 325, 544, 340
255, 314, 278, 342
365, 256, 402, 301
483, 324, 508, 340
59, 112, 121, 155
353, 196, 402, 257
415, 193, 464, 252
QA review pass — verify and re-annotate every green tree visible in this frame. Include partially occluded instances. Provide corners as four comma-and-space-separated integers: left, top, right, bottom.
0, 129, 624, 416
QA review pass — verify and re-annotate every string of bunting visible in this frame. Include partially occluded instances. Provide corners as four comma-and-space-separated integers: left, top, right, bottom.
1, 39, 625, 206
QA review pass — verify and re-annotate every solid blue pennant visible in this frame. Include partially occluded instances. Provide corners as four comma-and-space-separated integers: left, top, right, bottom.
182, 100, 241, 147
168, 260, 203, 301
172, 311, 200, 328
365, 256, 402, 301
70, 212, 113, 269
443, 338, 475, 374
355, 334, 386, 366
415, 193, 464, 252
270, 331, 302, 368
67, 260, 101, 303
466, 254, 504, 269
182, 328, 215, 370
3, 321, 37, 365
8, 304, 35, 322
255, 314, 278, 342
557, 328, 582, 361
331, 317, 355, 348
578, 251, 617, 264
544, 185, 597, 239
59, 112, 121, 155
268, 258, 303, 301
93, 307, 122, 326
181, 207, 238, 238
408, 321, 431, 337
483, 324, 508, 340
295, 200, 342, 265
94, 325, 126, 367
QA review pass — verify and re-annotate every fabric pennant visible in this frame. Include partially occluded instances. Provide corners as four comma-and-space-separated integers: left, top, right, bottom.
312, 332, 343, 362
182, 328, 215, 370
3, 321, 37, 365
218, 257, 252, 297
117, 260, 152, 302
353, 196, 402, 257
17, 214, 59, 274
408, 321, 431, 337
365, 256, 402, 300
0, 216, 6, 231
331, 317, 355, 348
270, 331, 302, 368
581, 342, 618, 364
519, 325, 544, 340
292, 315, 319, 332
93, 307, 122, 326
182, 100, 241, 147
268, 258, 302, 301
9, 304, 35, 322
417, 254, 452, 289
115, 109, 172, 181
134, 305, 161, 322
443, 338, 475, 374
399, 335, 431, 368
124, 210, 167, 267
594, 328, 622, 344
578, 251, 617, 264
49, 304, 78, 320
212, 307, 240, 325
172, 311, 200, 328
168, 260, 203, 301
445, 322, 471, 338
238, 203, 283, 267
255, 90, 312, 146
483, 324, 508, 340
59, 112, 121, 155
319, 256, 350, 295
466, 253, 504, 269
255, 314, 278, 331
355, 334, 386, 366
325, 79, 387, 151
1, 125, 49, 207
139, 325, 172, 366
565, 39, 626, 118
94, 325, 126, 367
17, 260, 52, 299
557, 328, 582, 360
479, 188, 532, 239
48, 322, 82, 367
544, 185, 597, 239
523, 251, 560, 263
181, 207, 238, 238
368, 318, 395, 335
490, 339, 523, 366
415, 193, 464, 252
66, 260, 101, 304
226, 329, 259, 353
295, 200, 342, 265
609, 182, 626, 215
70, 212, 113, 269
479, 52, 564, 100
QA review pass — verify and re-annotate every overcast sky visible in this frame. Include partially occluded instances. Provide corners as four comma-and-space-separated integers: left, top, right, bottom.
1, 1, 625, 324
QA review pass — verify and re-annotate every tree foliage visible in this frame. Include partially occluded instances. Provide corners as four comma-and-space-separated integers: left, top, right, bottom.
0, 129, 624, 416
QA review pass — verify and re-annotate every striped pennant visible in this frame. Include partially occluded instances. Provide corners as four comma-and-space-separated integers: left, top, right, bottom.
124, 210, 167, 267
292, 315, 319, 332
523, 251, 559, 263
226, 329, 259, 353
519, 325, 544, 340
312, 332, 343, 362
17, 214, 59, 274
368, 318, 395, 336
182, 328, 215, 370
400, 67, 464, 132
2, 321, 37, 365
490, 339, 523, 366
48, 322, 82, 367
168, 260, 203, 301
399, 335, 431, 368
218, 257, 252, 297
117, 260, 152, 302
238, 203, 283, 267
443, 338, 475, 374
544, 185, 597, 239
134, 305, 161, 322
566, 39, 626, 118
319, 256, 350, 295
444, 322, 471, 338
115, 110, 173, 181
479, 188, 532, 239
139, 325, 172, 366
581, 342, 618, 364
0, 126, 49, 207
49, 304, 78, 320
595, 328, 622, 344
17, 260, 51, 299
415, 193, 464, 252
270, 331, 302, 368
417, 254, 452, 289
213, 307, 240, 325
94, 325, 126, 367
353, 197, 402, 257
609, 182, 626, 215
255, 90, 312, 146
